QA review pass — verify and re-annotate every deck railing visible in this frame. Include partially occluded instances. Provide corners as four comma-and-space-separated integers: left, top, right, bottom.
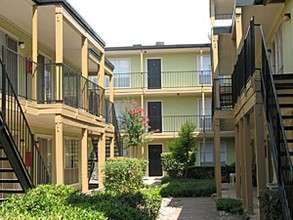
106, 70, 212, 89
0, 45, 106, 117
117, 115, 212, 133
0, 51, 50, 187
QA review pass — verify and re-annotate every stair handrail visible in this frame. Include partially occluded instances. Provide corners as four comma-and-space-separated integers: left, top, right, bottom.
112, 103, 123, 156
88, 139, 98, 182
259, 25, 293, 220
1, 48, 50, 188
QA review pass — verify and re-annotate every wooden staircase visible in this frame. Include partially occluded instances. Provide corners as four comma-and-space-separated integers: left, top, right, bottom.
0, 143, 24, 201
274, 73, 293, 162
272, 73, 293, 218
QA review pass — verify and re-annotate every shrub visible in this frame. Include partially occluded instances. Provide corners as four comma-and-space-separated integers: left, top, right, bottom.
1, 184, 162, 220
78, 188, 162, 220
168, 122, 196, 177
160, 178, 216, 197
104, 157, 147, 193
216, 198, 244, 215
258, 188, 282, 220
0, 185, 105, 220
186, 166, 215, 179
161, 152, 184, 178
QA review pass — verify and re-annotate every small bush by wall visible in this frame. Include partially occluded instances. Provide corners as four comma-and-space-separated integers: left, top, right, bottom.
104, 157, 147, 193
216, 198, 244, 215
160, 178, 216, 197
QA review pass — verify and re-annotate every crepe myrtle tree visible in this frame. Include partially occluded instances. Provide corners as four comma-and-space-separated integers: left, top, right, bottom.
120, 101, 153, 157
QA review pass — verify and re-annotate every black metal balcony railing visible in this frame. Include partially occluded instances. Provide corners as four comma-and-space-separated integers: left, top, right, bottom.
213, 76, 233, 112
117, 115, 212, 133
232, 19, 255, 106
1, 45, 106, 118
106, 70, 212, 89
0, 53, 50, 187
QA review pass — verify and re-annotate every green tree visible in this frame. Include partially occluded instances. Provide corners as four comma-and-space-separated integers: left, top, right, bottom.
120, 101, 151, 157
169, 122, 196, 177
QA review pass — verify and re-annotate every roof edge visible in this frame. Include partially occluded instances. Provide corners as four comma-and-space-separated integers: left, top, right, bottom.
105, 43, 211, 51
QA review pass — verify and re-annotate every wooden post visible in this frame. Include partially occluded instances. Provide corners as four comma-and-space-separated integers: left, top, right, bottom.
54, 115, 64, 184
243, 115, 254, 214
81, 128, 88, 193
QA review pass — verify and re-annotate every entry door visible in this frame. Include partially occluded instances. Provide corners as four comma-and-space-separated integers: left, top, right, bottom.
147, 59, 161, 89
148, 102, 162, 132
148, 145, 162, 176
37, 137, 52, 183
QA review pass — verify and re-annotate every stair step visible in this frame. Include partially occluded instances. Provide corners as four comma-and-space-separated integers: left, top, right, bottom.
0, 156, 8, 161
275, 83, 293, 90
277, 93, 293, 97
0, 179, 20, 183
279, 103, 293, 108
273, 73, 293, 80
282, 115, 293, 119
284, 126, 293, 130
0, 168, 14, 172
0, 189, 24, 193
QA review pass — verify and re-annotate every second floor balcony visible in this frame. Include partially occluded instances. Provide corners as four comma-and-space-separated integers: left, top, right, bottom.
106, 70, 212, 90
1, 45, 109, 119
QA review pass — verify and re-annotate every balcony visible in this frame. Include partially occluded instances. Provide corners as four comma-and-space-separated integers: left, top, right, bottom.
106, 70, 212, 90
213, 76, 233, 111
1, 45, 106, 118
117, 115, 212, 133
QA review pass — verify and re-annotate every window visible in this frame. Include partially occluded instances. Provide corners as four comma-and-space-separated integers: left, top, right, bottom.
197, 55, 211, 85
198, 98, 212, 130
64, 139, 79, 169
200, 143, 227, 166
109, 58, 131, 88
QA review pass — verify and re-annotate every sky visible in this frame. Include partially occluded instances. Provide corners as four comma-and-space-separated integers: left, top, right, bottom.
67, 0, 211, 47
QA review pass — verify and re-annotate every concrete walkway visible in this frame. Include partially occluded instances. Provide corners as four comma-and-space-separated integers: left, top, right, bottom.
143, 178, 259, 220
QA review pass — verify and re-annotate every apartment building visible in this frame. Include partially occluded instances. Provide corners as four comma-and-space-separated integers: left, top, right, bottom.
0, 0, 121, 200
105, 43, 235, 177
211, 0, 292, 219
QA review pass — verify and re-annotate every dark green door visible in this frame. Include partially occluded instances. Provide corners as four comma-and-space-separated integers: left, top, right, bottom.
148, 145, 162, 176
147, 59, 161, 89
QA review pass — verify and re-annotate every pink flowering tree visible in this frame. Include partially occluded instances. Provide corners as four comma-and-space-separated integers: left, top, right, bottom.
120, 101, 151, 157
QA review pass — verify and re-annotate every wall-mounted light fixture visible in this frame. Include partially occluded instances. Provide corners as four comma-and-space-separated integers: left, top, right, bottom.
19, 41, 25, 49
283, 13, 291, 22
